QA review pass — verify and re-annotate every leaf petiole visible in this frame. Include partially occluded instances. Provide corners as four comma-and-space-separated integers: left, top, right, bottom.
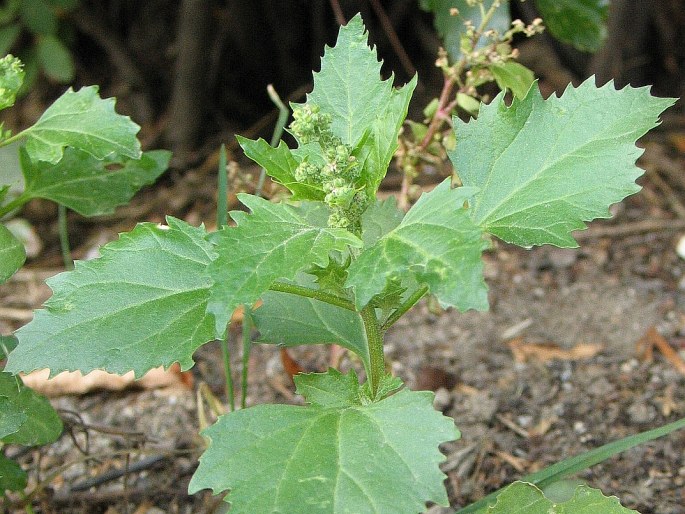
0, 191, 30, 218
268, 280, 356, 311
0, 128, 28, 150
381, 285, 429, 331
360, 304, 385, 397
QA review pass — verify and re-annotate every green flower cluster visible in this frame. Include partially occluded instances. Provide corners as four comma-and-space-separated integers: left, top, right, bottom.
0, 55, 24, 111
291, 104, 368, 232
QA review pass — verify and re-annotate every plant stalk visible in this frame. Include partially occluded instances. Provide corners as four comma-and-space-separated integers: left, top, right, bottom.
220, 325, 235, 412
382, 286, 429, 331
57, 204, 73, 269
0, 192, 29, 219
0, 129, 28, 150
360, 305, 385, 396
240, 307, 252, 409
255, 85, 289, 198
269, 281, 356, 311
216, 143, 235, 411
217, 144, 228, 228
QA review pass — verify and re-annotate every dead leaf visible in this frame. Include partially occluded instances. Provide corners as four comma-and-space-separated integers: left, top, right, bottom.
415, 365, 458, 391
507, 337, 603, 363
636, 326, 685, 375
668, 132, 685, 153
494, 450, 530, 473
280, 348, 304, 381
655, 384, 679, 417
20, 363, 191, 397
231, 300, 262, 323
529, 416, 556, 437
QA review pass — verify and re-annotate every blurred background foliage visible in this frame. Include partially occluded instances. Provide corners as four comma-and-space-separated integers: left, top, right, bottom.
0, 0, 683, 164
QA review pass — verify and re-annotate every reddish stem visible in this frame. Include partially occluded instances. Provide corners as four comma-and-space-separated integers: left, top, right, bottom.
329, 0, 346, 25
419, 76, 456, 151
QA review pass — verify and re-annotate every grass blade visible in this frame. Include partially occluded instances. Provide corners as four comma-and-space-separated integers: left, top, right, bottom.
457, 415, 685, 513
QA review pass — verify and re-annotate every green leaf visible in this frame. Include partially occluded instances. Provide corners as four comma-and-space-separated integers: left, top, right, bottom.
16, 50, 38, 97
23, 85, 142, 164
542, 479, 590, 503
306, 14, 391, 147
0, 24, 21, 56
6, 218, 216, 377
353, 75, 417, 199
361, 373, 404, 403
242, 16, 414, 202
457, 93, 481, 116
360, 197, 404, 247
0, 142, 24, 201
44, 0, 79, 10
534, 0, 608, 52
237, 137, 325, 201
307, 257, 350, 297
481, 482, 638, 513
419, 0, 511, 60
303, 14, 416, 199
36, 35, 74, 83
489, 61, 535, 99
207, 194, 361, 333
0, 0, 20, 25
450, 79, 676, 248
0, 372, 62, 446
20, 0, 57, 35
294, 368, 364, 408
189, 370, 459, 513
0, 54, 24, 111
0, 396, 27, 439
20, 148, 170, 216
254, 289, 370, 370
347, 179, 489, 311
0, 334, 18, 360
0, 224, 25, 284
0, 452, 27, 494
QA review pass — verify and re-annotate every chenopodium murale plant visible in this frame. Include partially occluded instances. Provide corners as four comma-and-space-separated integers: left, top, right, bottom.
5, 14, 675, 513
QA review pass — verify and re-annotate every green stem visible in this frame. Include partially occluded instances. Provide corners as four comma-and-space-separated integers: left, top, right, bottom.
220, 325, 235, 412
360, 305, 385, 397
0, 128, 28, 150
57, 204, 73, 269
241, 307, 253, 409
217, 144, 228, 228
382, 286, 429, 331
267, 85, 288, 147
217, 144, 235, 411
0, 192, 29, 219
269, 281, 356, 311
477, 0, 501, 34
255, 85, 289, 198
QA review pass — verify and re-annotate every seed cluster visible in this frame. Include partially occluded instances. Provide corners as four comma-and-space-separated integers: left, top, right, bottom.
291, 104, 368, 232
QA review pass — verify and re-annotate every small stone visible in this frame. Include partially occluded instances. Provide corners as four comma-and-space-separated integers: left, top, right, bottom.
587, 377, 614, 397
517, 415, 533, 428
627, 401, 657, 424
676, 234, 685, 260
468, 391, 498, 423
433, 387, 452, 411
573, 420, 587, 434
620, 359, 639, 373
547, 248, 578, 269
